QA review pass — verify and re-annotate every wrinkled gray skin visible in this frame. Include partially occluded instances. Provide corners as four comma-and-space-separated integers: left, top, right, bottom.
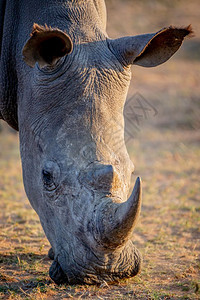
0, 0, 191, 284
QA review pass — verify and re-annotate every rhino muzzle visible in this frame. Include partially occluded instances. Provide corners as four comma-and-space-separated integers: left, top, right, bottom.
49, 242, 142, 285
48, 177, 142, 284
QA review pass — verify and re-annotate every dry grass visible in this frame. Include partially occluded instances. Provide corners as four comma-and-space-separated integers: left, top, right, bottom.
0, 0, 200, 299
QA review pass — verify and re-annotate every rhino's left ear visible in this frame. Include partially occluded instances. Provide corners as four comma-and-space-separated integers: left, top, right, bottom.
108, 25, 193, 67
23, 23, 73, 68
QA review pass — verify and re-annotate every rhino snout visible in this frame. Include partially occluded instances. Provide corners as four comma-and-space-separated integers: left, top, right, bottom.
49, 240, 142, 284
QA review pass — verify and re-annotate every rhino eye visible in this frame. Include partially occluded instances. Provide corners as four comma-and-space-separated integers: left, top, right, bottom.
42, 161, 60, 192
42, 170, 56, 191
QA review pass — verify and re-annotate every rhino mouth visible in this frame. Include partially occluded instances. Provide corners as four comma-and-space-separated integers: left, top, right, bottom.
49, 240, 142, 285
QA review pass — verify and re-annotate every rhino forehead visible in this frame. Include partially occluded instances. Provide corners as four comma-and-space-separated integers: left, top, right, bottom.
28, 54, 131, 148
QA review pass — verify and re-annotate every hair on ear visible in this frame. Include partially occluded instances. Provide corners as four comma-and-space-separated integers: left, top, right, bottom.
178, 24, 194, 38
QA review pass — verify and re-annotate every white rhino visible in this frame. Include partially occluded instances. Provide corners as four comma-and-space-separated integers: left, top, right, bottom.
0, 0, 192, 284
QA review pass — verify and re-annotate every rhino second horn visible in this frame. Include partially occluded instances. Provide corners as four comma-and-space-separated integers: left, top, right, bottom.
96, 177, 142, 249
79, 164, 114, 190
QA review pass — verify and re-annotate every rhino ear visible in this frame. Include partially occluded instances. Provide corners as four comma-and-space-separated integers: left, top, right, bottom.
109, 25, 193, 67
23, 23, 73, 68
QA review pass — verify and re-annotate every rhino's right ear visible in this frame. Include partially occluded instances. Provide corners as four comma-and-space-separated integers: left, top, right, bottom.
108, 26, 193, 67
23, 24, 73, 68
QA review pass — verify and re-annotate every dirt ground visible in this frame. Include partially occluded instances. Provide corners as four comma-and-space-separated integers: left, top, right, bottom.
0, 0, 199, 299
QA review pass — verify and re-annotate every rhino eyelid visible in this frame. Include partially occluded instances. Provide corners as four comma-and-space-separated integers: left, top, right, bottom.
42, 170, 53, 182
42, 169, 58, 191
42, 161, 61, 192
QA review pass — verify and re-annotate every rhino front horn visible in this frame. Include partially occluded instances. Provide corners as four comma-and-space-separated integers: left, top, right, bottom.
95, 177, 142, 249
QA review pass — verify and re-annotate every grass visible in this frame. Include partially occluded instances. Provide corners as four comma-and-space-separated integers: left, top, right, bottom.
0, 0, 200, 299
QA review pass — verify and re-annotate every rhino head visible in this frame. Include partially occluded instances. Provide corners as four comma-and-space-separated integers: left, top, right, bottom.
0, 2, 192, 284
19, 23, 191, 284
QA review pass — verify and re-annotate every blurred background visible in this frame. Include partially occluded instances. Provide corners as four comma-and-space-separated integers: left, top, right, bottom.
0, 0, 199, 298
